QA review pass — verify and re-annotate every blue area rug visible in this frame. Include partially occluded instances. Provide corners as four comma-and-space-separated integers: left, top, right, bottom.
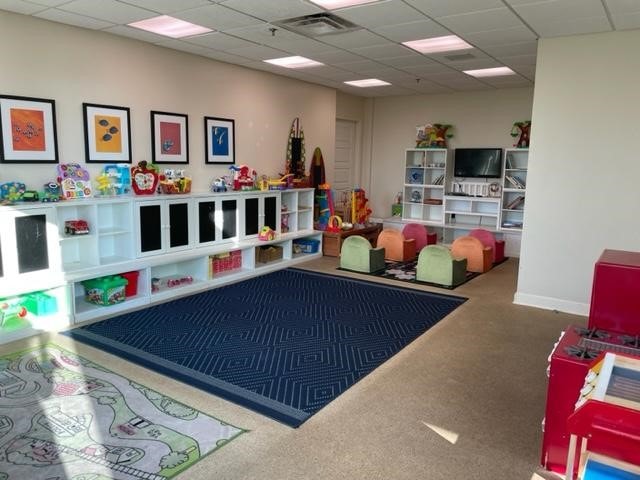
65, 269, 465, 427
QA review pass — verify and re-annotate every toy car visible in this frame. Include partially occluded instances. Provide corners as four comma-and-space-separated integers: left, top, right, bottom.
258, 226, 276, 241
64, 220, 89, 235
22, 191, 39, 202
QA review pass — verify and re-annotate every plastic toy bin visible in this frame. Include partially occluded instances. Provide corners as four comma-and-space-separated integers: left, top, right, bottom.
120, 271, 139, 297
23, 292, 58, 316
82, 275, 127, 306
293, 239, 320, 254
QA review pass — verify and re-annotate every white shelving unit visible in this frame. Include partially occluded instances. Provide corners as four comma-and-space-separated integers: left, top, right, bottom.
402, 148, 447, 225
500, 148, 528, 231
0, 189, 322, 343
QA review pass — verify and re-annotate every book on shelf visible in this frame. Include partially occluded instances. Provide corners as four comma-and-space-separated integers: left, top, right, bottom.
505, 175, 526, 189
504, 195, 525, 210
505, 153, 513, 169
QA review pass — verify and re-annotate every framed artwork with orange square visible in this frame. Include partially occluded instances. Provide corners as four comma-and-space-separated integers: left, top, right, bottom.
83, 103, 132, 163
0, 95, 59, 163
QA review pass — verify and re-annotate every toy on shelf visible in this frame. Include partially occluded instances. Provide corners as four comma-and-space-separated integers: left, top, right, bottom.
315, 183, 335, 231
131, 161, 159, 195
258, 226, 276, 241
211, 177, 228, 193
229, 164, 256, 190
0, 182, 26, 202
0, 298, 28, 329
64, 220, 89, 235
511, 120, 531, 148
285, 117, 309, 187
166, 276, 193, 288
268, 174, 293, 190
21, 191, 39, 201
352, 187, 372, 226
40, 182, 60, 202
159, 169, 191, 194
57, 163, 92, 199
416, 123, 454, 148
96, 164, 131, 196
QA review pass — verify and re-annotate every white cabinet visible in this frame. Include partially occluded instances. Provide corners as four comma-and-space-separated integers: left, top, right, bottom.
402, 148, 447, 224
281, 189, 314, 234
500, 148, 528, 231
135, 197, 193, 257
442, 195, 501, 243
240, 192, 280, 239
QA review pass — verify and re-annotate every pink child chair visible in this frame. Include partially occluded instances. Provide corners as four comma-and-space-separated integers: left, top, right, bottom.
469, 228, 505, 264
402, 223, 437, 252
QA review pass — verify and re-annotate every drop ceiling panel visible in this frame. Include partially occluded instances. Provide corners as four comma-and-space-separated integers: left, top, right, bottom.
104, 25, 170, 43
378, 53, 436, 68
611, 12, 640, 30
407, 81, 453, 94
605, 0, 640, 14
335, 0, 422, 29
310, 49, 368, 64
226, 44, 290, 60
27, 0, 73, 6
308, 65, 357, 81
497, 54, 537, 67
201, 49, 256, 65
114, 0, 211, 14
371, 19, 450, 42
184, 32, 257, 50
350, 43, 415, 60
445, 58, 504, 71
480, 75, 533, 87
533, 15, 611, 37
401, 63, 459, 75
464, 25, 538, 47
172, 4, 263, 31
0, 0, 48, 14
436, 8, 524, 34
513, 0, 608, 24
154, 39, 219, 57
481, 40, 538, 57
316, 29, 391, 49
404, 0, 505, 18
35, 8, 114, 29
334, 59, 390, 73
281, 38, 343, 55
218, 0, 322, 22
58, 0, 155, 24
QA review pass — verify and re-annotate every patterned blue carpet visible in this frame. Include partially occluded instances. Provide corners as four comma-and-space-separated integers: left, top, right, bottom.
66, 269, 465, 427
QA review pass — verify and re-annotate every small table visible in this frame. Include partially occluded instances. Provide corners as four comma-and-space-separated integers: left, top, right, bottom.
322, 223, 383, 257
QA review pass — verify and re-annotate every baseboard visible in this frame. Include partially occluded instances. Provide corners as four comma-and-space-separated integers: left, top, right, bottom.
513, 292, 589, 316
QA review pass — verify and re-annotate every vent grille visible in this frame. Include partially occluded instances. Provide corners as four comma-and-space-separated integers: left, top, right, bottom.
276, 13, 360, 37
443, 53, 476, 61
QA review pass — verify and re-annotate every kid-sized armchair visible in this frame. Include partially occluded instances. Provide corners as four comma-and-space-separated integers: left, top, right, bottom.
416, 245, 467, 287
451, 236, 492, 273
339, 235, 386, 273
402, 223, 437, 252
469, 228, 505, 264
376, 229, 416, 262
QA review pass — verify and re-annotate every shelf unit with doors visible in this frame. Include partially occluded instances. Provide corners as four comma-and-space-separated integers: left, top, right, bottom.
402, 148, 447, 225
500, 148, 528, 231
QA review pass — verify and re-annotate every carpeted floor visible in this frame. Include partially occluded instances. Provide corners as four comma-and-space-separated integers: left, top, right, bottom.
0, 343, 244, 480
65, 268, 465, 427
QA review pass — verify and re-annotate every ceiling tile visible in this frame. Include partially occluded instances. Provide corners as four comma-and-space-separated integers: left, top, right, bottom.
464, 25, 538, 47
445, 58, 504, 71
481, 40, 538, 57
310, 49, 367, 64
224, 23, 334, 56
315, 29, 390, 48
436, 7, 524, 34
34, 8, 115, 29
29, 0, 73, 6
405, 0, 505, 18
371, 19, 450, 42
422, 70, 491, 87
511, 64, 535, 80
604, 0, 640, 14
336, 0, 422, 29
406, 81, 453, 94
611, 11, 640, 30
498, 54, 537, 66
512, 0, 607, 24
226, 44, 290, 60
218, 0, 322, 22
281, 38, 340, 55
58, 0, 156, 24
114, 0, 211, 14
154, 39, 218, 57
172, 4, 263, 31
184, 32, 257, 50
533, 15, 612, 37
0, 0, 48, 15
201, 49, 256, 65
480, 75, 533, 87
103, 24, 170, 42
309, 65, 357, 81
350, 43, 415, 59
333, 58, 387, 73
401, 62, 458, 75
378, 53, 436, 68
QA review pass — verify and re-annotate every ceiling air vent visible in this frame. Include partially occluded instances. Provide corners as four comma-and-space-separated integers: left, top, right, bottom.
275, 13, 360, 37
443, 53, 476, 61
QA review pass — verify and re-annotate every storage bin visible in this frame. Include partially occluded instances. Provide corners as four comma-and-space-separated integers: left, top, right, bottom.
293, 238, 320, 254
209, 250, 242, 277
120, 271, 139, 297
255, 245, 283, 264
82, 275, 127, 306
23, 292, 58, 316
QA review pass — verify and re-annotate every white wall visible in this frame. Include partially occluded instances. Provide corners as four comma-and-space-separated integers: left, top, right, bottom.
0, 11, 336, 191
516, 30, 640, 315
368, 88, 534, 217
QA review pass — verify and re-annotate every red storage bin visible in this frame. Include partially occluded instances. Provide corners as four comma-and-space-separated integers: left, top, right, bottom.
121, 271, 139, 297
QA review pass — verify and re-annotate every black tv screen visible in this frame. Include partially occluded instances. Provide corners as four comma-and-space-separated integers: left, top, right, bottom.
454, 148, 503, 178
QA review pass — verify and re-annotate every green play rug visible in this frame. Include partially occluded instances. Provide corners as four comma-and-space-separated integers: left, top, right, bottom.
0, 343, 246, 479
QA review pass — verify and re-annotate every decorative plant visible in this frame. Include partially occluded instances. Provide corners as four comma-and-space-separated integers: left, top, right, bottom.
416, 123, 454, 148
511, 120, 531, 148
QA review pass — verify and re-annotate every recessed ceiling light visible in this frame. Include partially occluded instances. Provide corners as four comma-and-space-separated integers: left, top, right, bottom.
463, 67, 516, 78
309, 0, 380, 9
344, 78, 391, 87
403, 35, 473, 54
128, 15, 212, 38
264, 56, 324, 69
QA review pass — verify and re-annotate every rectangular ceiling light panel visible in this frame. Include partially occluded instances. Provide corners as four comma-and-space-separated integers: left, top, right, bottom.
128, 15, 212, 38
264, 56, 324, 68
464, 66, 516, 77
344, 78, 390, 87
309, 0, 381, 9
403, 35, 473, 54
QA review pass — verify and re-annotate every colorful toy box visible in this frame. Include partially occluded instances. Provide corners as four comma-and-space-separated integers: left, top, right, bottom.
293, 238, 320, 254
23, 292, 58, 316
120, 271, 139, 297
209, 250, 242, 277
82, 275, 127, 306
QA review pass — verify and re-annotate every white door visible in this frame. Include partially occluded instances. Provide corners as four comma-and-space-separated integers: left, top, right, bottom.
334, 119, 357, 215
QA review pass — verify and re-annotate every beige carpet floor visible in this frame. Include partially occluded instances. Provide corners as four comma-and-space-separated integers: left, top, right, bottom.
1, 257, 582, 479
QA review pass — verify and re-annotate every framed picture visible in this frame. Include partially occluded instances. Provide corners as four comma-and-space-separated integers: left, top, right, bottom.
150, 111, 189, 164
205, 116, 235, 165
0, 95, 59, 163
83, 103, 132, 163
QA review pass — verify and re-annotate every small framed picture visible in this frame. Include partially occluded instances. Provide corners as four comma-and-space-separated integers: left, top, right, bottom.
150, 111, 189, 164
204, 116, 235, 165
0, 95, 59, 163
83, 102, 132, 163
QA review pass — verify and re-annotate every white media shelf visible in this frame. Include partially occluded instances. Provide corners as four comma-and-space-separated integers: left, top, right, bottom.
0, 189, 321, 343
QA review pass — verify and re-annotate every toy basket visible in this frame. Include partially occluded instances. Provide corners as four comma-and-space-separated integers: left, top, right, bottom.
159, 178, 191, 194
82, 275, 127, 306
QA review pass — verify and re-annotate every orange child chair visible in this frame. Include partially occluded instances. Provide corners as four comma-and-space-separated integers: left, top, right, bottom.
469, 228, 505, 264
402, 223, 437, 252
376, 229, 416, 262
451, 236, 492, 273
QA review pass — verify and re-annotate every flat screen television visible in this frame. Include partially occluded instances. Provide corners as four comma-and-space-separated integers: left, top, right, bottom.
454, 148, 503, 178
